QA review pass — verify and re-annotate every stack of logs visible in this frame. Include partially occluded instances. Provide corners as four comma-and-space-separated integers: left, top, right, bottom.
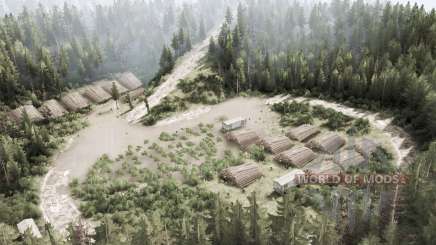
262, 136, 294, 154
225, 129, 261, 150
220, 163, 263, 188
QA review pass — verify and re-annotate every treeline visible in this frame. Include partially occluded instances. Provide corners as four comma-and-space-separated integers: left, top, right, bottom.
0, 0, 227, 109
209, 0, 436, 142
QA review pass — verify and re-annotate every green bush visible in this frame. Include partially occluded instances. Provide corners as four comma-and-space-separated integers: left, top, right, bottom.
347, 118, 371, 136
249, 145, 266, 162
159, 132, 175, 141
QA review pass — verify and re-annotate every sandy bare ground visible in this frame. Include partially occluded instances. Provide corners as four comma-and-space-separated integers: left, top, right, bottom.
40, 93, 415, 233
267, 94, 413, 167
126, 28, 220, 123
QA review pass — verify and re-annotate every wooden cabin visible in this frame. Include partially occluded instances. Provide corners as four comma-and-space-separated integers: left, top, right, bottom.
261, 136, 293, 154
334, 149, 366, 169
225, 129, 260, 150
9, 105, 44, 122
355, 138, 379, 158
61, 92, 90, 112
39, 99, 68, 119
287, 124, 320, 142
220, 163, 262, 188
222, 117, 247, 132
82, 85, 112, 103
274, 146, 317, 168
273, 169, 305, 194
308, 133, 346, 154
116, 72, 143, 91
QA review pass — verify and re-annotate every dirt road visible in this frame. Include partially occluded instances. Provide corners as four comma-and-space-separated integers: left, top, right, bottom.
40, 25, 221, 233
267, 95, 413, 167
126, 27, 219, 123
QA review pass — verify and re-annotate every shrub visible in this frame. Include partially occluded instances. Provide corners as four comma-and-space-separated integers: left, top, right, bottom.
249, 145, 266, 162
159, 132, 175, 141
347, 118, 371, 136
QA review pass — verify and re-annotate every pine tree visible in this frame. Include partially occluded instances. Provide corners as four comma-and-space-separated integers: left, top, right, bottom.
247, 192, 263, 245
230, 201, 246, 245
111, 82, 120, 110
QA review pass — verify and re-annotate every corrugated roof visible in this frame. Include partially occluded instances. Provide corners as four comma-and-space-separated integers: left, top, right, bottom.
39, 99, 68, 119
61, 92, 91, 111
9, 105, 44, 122
82, 85, 112, 103
116, 72, 142, 90
94, 79, 128, 94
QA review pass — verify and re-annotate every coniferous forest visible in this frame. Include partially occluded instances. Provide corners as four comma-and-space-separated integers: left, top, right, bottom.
1, 0, 436, 245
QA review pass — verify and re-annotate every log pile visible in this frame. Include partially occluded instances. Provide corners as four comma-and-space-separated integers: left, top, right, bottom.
220, 163, 262, 188
334, 149, 366, 169
308, 133, 346, 154
287, 124, 320, 142
225, 129, 261, 150
274, 146, 317, 168
355, 138, 379, 158
262, 136, 294, 154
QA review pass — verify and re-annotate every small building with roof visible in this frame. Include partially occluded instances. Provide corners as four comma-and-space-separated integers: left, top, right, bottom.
94, 79, 128, 95
39, 99, 68, 119
9, 105, 44, 123
82, 85, 112, 103
222, 117, 247, 132
61, 92, 91, 112
116, 72, 143, 91
273, 169, 305, 194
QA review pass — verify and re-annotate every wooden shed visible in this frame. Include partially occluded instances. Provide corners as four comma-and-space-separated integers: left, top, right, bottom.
39, 99, 68, 119
82, 85, 112, 103
287, 124, 320, 142
225, 129, 260, 150
94, 79, 128, 94
9, 105, 44, 122
274, 146, 317, 168
334, 150, 366, 169
17, 219, 42, 238
308, 133, 346, 154
116, 72, 142, 91
273, 169, 305, 194
355, 138, 379, 158
261, 136, 293, 154
220, 163, 262, 188
61, 92, 90, 111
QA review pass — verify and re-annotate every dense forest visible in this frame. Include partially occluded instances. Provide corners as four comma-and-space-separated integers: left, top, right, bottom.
206, 0, 436, 244
0, 0, 227, 109
0, 0, 227, 241
209, 0, 436, 143
2, 0, 436, 244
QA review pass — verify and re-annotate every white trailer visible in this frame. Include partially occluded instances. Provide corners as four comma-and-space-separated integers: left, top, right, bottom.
222, 117, 247, 132
17, 219, 42, 238
273, 169, 305, 194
